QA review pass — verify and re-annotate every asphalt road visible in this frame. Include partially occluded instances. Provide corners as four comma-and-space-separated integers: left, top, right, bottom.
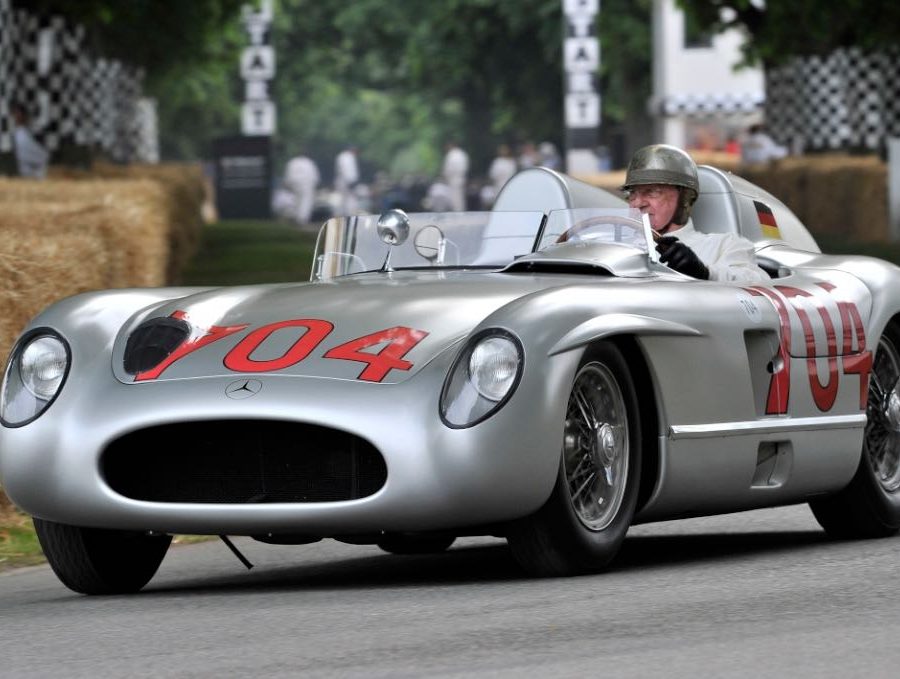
2, 504, 899, 678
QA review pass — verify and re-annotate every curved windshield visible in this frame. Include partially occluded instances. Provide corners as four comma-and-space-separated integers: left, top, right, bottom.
312, 211, 544, 280
311, 208, 654, 281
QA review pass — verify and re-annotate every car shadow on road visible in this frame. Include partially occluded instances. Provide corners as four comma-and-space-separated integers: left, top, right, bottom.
148, 543, 521, 595
144, 528, 834, 595
614, 530, 829, 572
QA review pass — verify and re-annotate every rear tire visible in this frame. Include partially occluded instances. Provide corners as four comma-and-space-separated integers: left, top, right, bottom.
34, 518, 171, 594
810, 323, 900, 538
507, 342, 642, 576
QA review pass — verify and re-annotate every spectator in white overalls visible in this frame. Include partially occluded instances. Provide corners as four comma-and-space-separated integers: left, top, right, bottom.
334, 145, 360, 216
487, 144, 517, 202
283, 151, 320, 224
441, 141, 469, 212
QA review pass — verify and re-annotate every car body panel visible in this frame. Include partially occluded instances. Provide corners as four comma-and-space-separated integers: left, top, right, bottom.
1, 167, 898, 544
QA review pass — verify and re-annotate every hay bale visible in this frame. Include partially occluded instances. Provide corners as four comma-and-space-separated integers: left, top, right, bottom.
738, 154, 888, 242
0, 179, 176, 369
571, 169, 627, 196
50, 162, 207, 281
741, 156, 812, 221
690, 150, 742, 173
0, 223, 110, 362
0, 178, 172, 287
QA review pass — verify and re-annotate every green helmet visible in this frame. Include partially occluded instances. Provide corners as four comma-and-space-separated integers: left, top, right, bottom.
622, 144, 699, 225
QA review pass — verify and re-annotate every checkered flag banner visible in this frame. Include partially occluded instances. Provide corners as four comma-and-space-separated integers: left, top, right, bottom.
766, 47, 900, 152
0, 0, 156, 162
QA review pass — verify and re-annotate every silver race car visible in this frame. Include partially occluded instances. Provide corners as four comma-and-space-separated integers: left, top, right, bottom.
2, 166, 899, 594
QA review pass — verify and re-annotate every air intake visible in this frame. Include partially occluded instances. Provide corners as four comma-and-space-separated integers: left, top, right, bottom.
123, 317, 191, 375
102, 420, 387, 503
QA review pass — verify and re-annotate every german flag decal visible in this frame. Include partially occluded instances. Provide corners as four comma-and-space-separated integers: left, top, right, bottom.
754, 200, 781, 240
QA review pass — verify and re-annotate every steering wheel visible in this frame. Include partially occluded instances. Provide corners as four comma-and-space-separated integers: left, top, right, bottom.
555, 214, 646, 244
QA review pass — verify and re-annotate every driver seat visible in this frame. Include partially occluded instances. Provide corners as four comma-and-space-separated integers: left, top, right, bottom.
690, 165, 743, 237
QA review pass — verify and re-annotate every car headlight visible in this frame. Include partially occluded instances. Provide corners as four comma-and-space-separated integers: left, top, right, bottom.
440, 329, 523, 428
1, 331, 70, 427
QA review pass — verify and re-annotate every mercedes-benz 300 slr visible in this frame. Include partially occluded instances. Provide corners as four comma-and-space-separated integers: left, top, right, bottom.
2, 166, 899, 593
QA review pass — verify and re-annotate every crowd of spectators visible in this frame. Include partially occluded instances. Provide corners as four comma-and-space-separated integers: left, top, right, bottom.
275, 121, 792, 228
274, 139, 563, 227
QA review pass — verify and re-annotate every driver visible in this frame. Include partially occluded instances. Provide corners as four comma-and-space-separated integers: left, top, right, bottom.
622, 144, 769, 283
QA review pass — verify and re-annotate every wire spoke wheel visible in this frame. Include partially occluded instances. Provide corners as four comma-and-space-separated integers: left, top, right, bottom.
867, 335, 900, 493
506, 342, 642, 576
810, 322, 900, 538
563, 362, 629, 531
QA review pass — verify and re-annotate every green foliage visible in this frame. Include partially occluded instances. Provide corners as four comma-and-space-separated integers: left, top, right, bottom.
678, 0, 900, 66
598, 0, 653, 141
150, 24, 246, 161
272, 0, 653, 175
272, 0, 566, 177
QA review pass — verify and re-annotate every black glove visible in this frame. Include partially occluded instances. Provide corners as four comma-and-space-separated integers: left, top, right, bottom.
656, 236, 709, 279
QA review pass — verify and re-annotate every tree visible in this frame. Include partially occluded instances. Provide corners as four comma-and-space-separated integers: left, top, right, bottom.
598, 0, 654, 159
19, 0, 245, 88
274, 0, 655, 175
678, 0, 900, 67
273, 0, 566, 176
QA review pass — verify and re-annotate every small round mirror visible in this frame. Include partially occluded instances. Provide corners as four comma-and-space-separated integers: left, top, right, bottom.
377, 209, 410, 246
413, 224, 444, 261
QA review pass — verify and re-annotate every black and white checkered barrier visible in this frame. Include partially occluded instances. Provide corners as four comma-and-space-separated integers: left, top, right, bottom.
766, 47, 900, 152
653, 92, 764, 117
0, 0, 153, 162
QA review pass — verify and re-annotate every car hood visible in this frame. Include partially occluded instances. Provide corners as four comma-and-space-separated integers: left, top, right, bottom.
113, 271, 558, 384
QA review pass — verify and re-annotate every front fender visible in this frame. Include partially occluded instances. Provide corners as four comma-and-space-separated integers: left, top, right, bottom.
20, 287, 213, 338
547, 313, 701, 356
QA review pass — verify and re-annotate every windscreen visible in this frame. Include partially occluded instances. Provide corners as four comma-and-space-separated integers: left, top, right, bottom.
312, 211, 544, 280
311, 208, 654, 281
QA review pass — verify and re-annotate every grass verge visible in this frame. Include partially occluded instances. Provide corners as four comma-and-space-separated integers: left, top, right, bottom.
179, 219, 318, 285
0, 508, 43, 572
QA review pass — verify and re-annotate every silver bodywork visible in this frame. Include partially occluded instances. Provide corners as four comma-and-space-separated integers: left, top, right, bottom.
0, 167, 896, 539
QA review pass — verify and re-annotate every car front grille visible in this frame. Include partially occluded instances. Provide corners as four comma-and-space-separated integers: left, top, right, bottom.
102, 420, 387, 503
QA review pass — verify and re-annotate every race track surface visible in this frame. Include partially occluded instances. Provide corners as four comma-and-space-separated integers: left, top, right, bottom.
2, 505, 898, 678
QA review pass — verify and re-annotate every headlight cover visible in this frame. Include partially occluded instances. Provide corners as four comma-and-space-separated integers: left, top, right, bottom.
1, 330, 71, 427
440, 329, 523, 428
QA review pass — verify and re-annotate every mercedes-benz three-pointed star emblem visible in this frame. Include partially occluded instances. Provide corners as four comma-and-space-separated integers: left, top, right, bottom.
225, 379, 263, 399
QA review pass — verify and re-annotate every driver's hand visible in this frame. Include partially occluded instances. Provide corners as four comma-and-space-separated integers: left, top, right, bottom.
656, 236, 709, 280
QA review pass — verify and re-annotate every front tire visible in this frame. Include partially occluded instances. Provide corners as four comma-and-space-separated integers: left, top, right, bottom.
34, 518, 171, 594
507, 342, 642, 576
810, 323, 900, 538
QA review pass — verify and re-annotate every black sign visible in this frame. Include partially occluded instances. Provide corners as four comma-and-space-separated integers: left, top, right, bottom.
213, 135, 272, 219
